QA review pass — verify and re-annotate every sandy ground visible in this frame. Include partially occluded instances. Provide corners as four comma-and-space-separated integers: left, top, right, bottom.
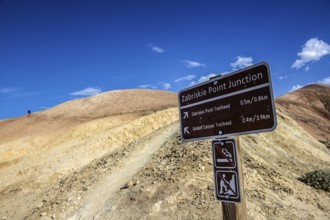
0, 87, 329, 220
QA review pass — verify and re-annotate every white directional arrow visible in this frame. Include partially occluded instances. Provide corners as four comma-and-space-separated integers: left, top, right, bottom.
184, 127, 190, 134
183, 112, 189, 119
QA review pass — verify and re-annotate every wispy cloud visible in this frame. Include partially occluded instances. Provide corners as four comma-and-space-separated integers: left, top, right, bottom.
230, 56, 253, 70
197, 73, 218, 83
289, 84, 303, 92
11, 91, 39, 98
174, 75, 196, 83
161, 83, 171, 90
181, 60, 206, 68
0, 88, 17, 94
139, 82, 170, 90
291, 38, 330, 70
138, 84, 157, 89
0, 87, 39, 98
318, 76, 330, 85
189, 73, 219, 86
279, 76, 288, 80
147, 43, 165, 53
70, 87, 102, 97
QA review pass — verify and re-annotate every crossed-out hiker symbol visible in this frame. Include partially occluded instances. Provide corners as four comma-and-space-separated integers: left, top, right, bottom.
219, 173, 237, 198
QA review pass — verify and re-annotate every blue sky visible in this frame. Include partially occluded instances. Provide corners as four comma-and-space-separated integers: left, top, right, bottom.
1, 0, 330, 119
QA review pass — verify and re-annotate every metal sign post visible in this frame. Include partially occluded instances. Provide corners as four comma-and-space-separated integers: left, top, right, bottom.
213, 137, 246, 220
178, 62, 276, 220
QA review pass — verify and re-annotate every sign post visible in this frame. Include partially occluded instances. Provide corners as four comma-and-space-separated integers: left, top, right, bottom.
219, 137, 246, 220
178, 62, 276, 220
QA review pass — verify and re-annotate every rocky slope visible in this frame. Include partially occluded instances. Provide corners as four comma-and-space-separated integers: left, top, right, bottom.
1, 86, 329, 220
83, 108, 330, 220
0, 89, 178, 220
276, 84, 330, 148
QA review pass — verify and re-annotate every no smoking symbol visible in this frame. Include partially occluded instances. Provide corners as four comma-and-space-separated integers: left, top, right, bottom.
213, 141, 237, 169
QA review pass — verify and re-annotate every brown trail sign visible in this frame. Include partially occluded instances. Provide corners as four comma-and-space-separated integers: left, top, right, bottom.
178, 62, 277, 220
178, 62, 277, 141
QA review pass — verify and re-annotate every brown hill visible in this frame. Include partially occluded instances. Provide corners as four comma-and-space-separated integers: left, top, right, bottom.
0, 89, 177, 144
276, 83, 330, 148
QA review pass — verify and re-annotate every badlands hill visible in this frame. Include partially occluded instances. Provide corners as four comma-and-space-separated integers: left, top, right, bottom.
0, 89, 178, 220
0, 86, 329, 220
276, 84, 330, 148
0, 89, 177, 144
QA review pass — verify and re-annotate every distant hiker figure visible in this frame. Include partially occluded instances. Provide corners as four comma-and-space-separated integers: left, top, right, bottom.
28, 110, 31, 116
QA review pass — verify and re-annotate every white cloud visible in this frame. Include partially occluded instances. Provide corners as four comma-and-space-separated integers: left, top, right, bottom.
291, 38, 330, 69
139, 84, 150, 88
318, 76, 330, 85
289, 84, 303, 92
174, 75, 196, 83
230, 56, 253, 70
70, 87, 102, 96
181, 60, 206, 68
138, 84, 157, 89
189, 81, 197, 86
147, 44, 165, 53
197, 73, 218, 83
161, 83, 171, 90
189, 73, 219, 86
305, 66, 310, 71
278, 76, 288, 80
139, 82, 170, 90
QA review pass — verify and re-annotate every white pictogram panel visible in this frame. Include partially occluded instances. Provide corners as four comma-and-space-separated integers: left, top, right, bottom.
215, 170, 240, 201
212, 138, 241, 203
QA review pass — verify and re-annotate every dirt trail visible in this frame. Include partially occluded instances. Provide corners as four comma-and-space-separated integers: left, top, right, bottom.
1, 107, 179, 220
67, 123, 179, 220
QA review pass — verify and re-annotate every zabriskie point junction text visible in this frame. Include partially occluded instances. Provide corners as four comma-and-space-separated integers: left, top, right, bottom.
181, 72, 263, 103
